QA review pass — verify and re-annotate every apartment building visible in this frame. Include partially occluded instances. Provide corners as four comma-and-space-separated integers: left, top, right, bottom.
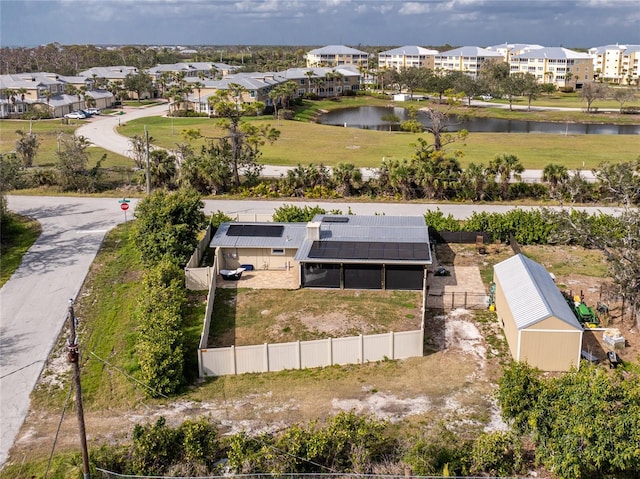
305, 45, 369, 69
434, 46, 503, 78
510, 47, 594, 88
377, 46, 439, 71
485, 43, 544, 63
588, 44, 640, 85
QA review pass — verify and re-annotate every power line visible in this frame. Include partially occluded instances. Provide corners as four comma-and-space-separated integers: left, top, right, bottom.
89, 351, 169, 399
44, 381, 74, 479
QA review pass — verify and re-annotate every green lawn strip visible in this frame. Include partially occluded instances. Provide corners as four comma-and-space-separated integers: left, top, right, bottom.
0, 213, 41, 287
209, 288, 422, 347
121, 113, 638, 171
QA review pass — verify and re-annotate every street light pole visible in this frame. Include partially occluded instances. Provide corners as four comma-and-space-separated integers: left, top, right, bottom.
67, 300, 90, 479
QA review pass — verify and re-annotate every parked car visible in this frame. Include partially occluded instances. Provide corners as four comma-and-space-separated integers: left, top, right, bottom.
87, 108, 101, 115
80, 109, 93, 117
480, 95, 493, 101
64, 111, 86, 119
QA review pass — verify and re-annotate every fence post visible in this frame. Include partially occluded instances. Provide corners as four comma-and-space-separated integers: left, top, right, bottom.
297, 340, 301, 369
464, 292, 468, 308
359, 334, 364, 363
328, 337, 333, 365
264, 343, 269, 372
231, 345, 236, 375
389, 331, 394, 359
451, 292, 455, 309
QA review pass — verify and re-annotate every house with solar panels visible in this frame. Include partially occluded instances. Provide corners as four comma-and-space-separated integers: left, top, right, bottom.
493, 254, 584, 372
210, 215, 432, 291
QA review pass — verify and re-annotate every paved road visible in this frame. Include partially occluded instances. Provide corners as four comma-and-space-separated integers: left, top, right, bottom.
0, 196, 136, 467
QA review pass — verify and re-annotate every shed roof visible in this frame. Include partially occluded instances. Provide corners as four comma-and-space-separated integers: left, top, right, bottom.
494, 254, 582, 330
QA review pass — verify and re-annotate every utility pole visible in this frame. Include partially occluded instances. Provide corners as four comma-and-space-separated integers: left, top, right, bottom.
144, 125, 151, 195
67, 300, 90, 479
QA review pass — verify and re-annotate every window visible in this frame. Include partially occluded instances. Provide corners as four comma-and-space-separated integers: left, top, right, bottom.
271, 248, 285, 255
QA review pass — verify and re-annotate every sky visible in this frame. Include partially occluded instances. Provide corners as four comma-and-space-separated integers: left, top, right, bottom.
0, 0, 638, 49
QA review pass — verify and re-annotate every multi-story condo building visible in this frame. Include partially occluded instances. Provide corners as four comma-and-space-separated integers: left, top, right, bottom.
434, 46, 503, 78
485, 43, 544, 63
377, 46, 439, 71
588, 44, 640, 85
305, 45, 369, 69
510, 47, 594, 88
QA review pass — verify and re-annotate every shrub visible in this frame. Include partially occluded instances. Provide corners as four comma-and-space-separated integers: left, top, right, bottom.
131, 188, 206, 268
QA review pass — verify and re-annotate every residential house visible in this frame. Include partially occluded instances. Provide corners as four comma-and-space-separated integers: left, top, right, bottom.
588, 44, 640, 85
78, 66, 139, 89
189, 72, 286, 114
210, 215, 432, 291
147, 62, 235, 81
0, 72, 113, 118
306, 45, 369, 69
510, 47, 594, 88
434, 46, 504, 78
378, 46, 439, 71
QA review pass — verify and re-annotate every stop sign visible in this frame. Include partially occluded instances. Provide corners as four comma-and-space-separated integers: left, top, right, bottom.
121, 202, 129, 211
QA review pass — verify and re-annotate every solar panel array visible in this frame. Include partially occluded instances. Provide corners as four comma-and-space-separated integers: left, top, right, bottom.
308, 241, 429, 261
226, 224, 284, 237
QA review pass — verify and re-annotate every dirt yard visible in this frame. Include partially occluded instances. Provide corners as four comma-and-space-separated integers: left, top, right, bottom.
432, 242, 639, 365
10, 310, 506, 465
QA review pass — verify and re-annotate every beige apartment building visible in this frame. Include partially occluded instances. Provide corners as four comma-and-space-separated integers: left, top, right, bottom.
305, 45, 369, 69
510, 47, 594, 88
377, 45, 438, 71
588, 44, 640, 85
434, 46, 503, 78
485, 43, 544, 62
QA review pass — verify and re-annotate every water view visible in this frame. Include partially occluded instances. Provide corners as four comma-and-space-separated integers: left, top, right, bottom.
318, 106, 640, 135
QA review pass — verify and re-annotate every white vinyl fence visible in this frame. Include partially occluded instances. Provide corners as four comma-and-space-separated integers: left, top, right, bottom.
199, 329, 424, 377
185, 225, 214, 290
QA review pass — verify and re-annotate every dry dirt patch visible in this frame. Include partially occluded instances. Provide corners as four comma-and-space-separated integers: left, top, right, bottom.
11, 312, 504, 463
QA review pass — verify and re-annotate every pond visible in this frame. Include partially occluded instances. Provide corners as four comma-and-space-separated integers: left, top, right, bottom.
318, 106, 640, 135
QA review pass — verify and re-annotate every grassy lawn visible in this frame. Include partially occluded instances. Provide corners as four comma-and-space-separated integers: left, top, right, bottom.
3, 95, 639, 174
117, 113, 639, 171
0, 213, 41, 287
209, 288, 422, 347
0, 119, 130, 167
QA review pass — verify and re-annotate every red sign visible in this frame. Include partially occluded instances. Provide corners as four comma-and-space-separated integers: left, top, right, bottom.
120, 202, 130, 211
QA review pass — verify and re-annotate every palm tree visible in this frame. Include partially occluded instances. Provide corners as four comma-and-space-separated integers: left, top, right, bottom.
542, 163, 569, 199
193, 81, 204, 113
488, 153, 524, 200
305, 70, 315, 96
332, 162, 362, 196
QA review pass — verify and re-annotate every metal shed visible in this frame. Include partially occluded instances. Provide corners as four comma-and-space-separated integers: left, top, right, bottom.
493, 254, 583, 372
